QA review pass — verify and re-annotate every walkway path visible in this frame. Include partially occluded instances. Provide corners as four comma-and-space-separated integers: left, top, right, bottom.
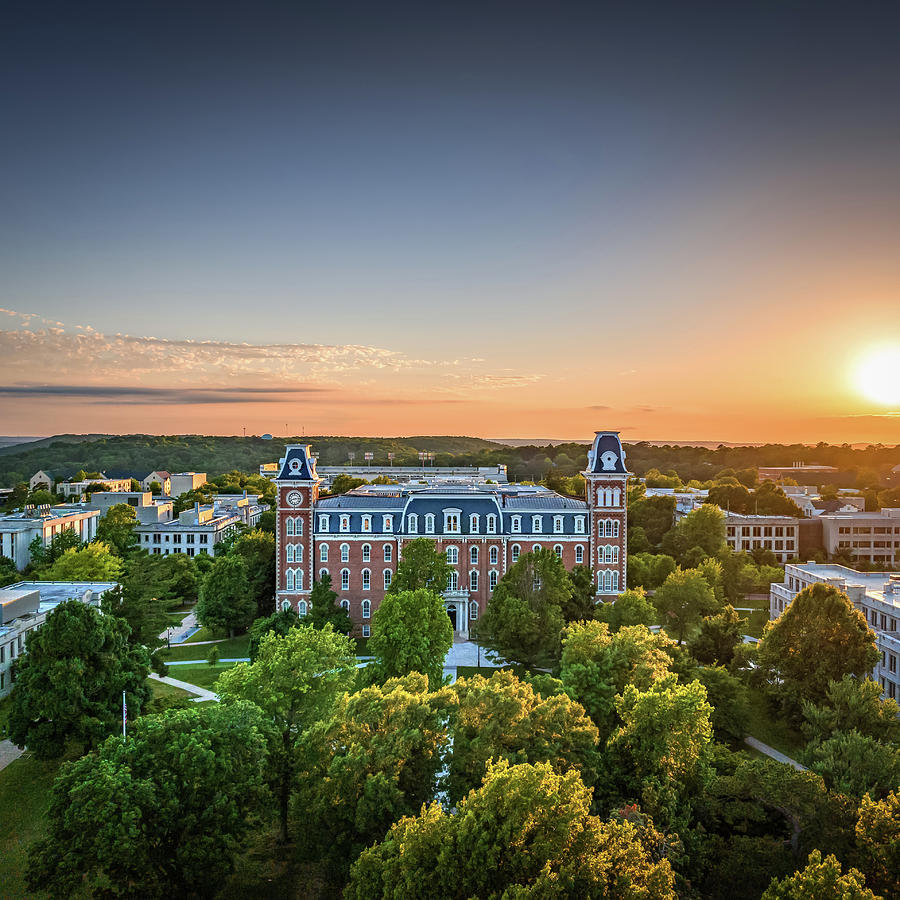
159, 611, 199, 645
744, 736, 807, 771
0, 739, 24, 773
149, 672, 218, 702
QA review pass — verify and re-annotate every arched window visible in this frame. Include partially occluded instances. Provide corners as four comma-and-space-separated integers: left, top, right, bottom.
610, 570, 619, 592
340, 598, 350, 611
489, 570, 498, 591
470, 513, 479, 533
295, 569, 303, 591
295, 544, 303, 563
448, 570, 458, 590
362, 515, 372, 532
341, 543, 350, 563
511, 516, 521, 533
511, 544, 520, 562
383, 569, 392, 590
613, 520, 620, 537
383, 515, 393, 531
286, 544, 294, 563
281, 599, 292, 612
319, 567, 328, 580
469, 569, 478, 591
532, 544, 541, 553
320, 543, 329, 562
446, 546, 458, 565
612, 488, 621, 507
553, 544, 563, 559
362, 569, 371, 590
425, 513, 435, 534
285, 569, 295, 590
340, 515, 350, 532
489, 546, 499, 565
362, 599, 371, 619
532, 515, 542, 533
408, 513, 418, 533
362, 543, 371, 562
341, 568, 350, 590
294, 518, 303, 536
286, 518, 295, 537
611, 546, 619, 563
298, 600, 308, 616
444, 511, 460, 533
575, 545, 584, 564
575, 516, 585, 534
486, 514, 497, 534
383, 544, 392, 561
470, 546, 478, 565
553, 516, 563, 533
470, 600, 479, 620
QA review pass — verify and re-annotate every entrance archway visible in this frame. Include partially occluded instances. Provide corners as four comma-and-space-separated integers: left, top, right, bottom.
447, 606, 457, 630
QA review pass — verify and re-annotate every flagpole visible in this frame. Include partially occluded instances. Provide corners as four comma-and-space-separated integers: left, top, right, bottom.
122, 690, 126, 742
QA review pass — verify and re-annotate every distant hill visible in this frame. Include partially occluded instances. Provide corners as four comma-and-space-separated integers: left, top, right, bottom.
0, 433, 111, 457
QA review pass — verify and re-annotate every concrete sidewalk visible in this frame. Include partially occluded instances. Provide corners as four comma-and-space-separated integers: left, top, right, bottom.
744, 736, 807, 771
160, 611, 199, 645
0, 739, 24, 773
149, 672, 218, 702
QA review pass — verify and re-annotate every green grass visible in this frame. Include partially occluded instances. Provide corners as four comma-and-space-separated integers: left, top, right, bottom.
184, 625, 222, 643
0, 752, 63, 899
736, 594, 771, 639
744, 685, 805, 760
148, 678, 193, 701
167, 662, 239, 690
354, 637, 370, 654
162, 634, 250, 662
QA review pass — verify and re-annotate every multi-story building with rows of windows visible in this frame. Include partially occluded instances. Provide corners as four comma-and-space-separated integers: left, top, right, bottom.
275, 431, 629, 636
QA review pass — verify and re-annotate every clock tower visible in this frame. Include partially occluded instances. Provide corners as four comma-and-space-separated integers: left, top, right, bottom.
275, 445, 319, 614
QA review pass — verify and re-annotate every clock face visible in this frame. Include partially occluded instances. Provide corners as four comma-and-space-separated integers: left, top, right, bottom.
286, 490, 303, 507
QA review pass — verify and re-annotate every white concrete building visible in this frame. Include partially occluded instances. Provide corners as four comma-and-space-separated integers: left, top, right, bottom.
260, 461, 509, 488
88, 491, 174, 525
214, 493, 266, 528
135, 503, 240, 558
725, 513, 799, 562
0, 505, 101, 570
169, 473, 208, 497
820, 509, 900, 566
58, 477, 133, 500
644, 487, 709, 521
771, 563, 900, 703
0, 580, 116, 697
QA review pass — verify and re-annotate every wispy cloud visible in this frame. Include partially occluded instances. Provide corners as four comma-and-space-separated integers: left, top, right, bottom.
0, 384, 332, 404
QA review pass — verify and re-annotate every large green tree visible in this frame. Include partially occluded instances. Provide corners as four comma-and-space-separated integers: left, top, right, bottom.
801, 675, 900, 746
95, 503, 138, 557
27, 527, 81, 571
298, 673, 451, 868
196, 553, 255, 637
477, 548, 571, 668
306, 571, 352, 633
217, 625, 356, 841
761, 850, 878, 900
44, 541, 122, 581
386, 537, 452, 595
689, 604, 746, 667
652, 566, 719, 645
25, 702, 270, 900
8, 600, 150, 758
595, 587, 656, 632
231, 529, 276, 618
369, 588, 453, 688
855, 790, 900, 899
804, 730, 900, 800
345, 760, 676, 900
755, 583, 879, 715
627, 552, 677, 590
247, 608, 302, 660
661, 504, 727, 566
448, 669, 599, 804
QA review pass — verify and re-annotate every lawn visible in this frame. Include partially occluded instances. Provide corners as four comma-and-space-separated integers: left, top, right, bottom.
167, 662, 240, 690
744, 684, 805, 760
162, 634, 250, 662
0, 752, 61, 899
736, 594, 771, 639
148, 678, 194, 701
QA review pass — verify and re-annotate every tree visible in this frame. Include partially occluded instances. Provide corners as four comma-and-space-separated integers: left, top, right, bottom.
148, 480, 162, 494
755, 583, 879, 715
231, 529, 276, 617
247, 608, 301, 660
95, 503, 138, 557
329, 473, 370, 495
216, 625, 356, 841
804, 730, 900, 800
477, 549, 571, 668
565, 563, 598, 622
44, 541, 123, 582
661, 504, 727, 565
369, 588, 453, 688
196, 553, 255, 637
560, 621, 673, 738
692, 664, 751, 742
448, 669, 599, 804
306, 572, 352, 633
28, 488, 55, 506
0, 555, 18, 587
25, 702, 270, 900
257, 509, 276, 533
627, 552, 677, 590
299, 673, 451, 868
386, 537, 452, 595
802, 675, 900, 746
595, 587, 656, 631
27, 527, 81, 570
629, 494, 677, 549
652, 566, 719, 645
689, 604, 746, 667
761, 850, 878, 900
345, 760, 676, 900
8, 600, 150, 758
100, 581, 169, 650
855, 790, 900, 899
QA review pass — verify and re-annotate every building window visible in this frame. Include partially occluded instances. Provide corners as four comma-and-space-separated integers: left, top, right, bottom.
341, 569, 350, 590
446, 547, 459, 565
286, 544, 294, 563
532, 515, 542, 533
575, 545, 584, 564
470, 546, 478, 565
383, 515, 393, 531
408, 513, 418, 533
489, 546, 498, 565
362, 569, 371, 590
553, 516, 563, 533
362, 515, 372, 532
341, 599, 350, 611
294, 518, 303, 536
487, 514, 497, 533
319, 568, 328, 580
298, 600, 307, 616
511, 516, 521, 533
469, 570, 478, 591
341, 543, 350, 562
574, 516, 585, 534
444, 510, 460, 533
362, 624, 370, 637
470, 514, 479, 533
320, 544, 329, 562
425, 513, 435, 534
611, 570, 619, 592
470, 600, 479, 620
511, 544, 520, 562
449, 570, 458, 590
286, 569, 295, 590
295, 569, 303, 591
383, 544, 392, 562
553, 544, 563, 559
362, 543, 371, 562
362, 599, 371, 619
281, 600, 292, 612
489, 570, 498, 591
340, 515, 350, 532
319, 514, 330, 531
286, 518, 295, 536
383, 569, 392, 590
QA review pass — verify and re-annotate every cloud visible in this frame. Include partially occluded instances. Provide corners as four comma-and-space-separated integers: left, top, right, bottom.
586, 405, 611, 411
0, 384, 333, 405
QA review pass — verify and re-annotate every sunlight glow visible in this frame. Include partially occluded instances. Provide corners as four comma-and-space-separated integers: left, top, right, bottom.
856, 346, 900, 406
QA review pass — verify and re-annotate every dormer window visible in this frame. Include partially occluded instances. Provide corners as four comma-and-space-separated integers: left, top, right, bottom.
511, 515, 521, 533
486, 514, 497, 534
425, 513, 435, 534
408, 513, 418, 533
444, 509, 461, 533
340, 515, 350, 532
383, 515, 393, 531
318, 514, 330, 532
470, 513, 479, 533
532, 515, 542, 533
574, 516, 585, 534
553, 516, 563, 533
362, 515, 372, 532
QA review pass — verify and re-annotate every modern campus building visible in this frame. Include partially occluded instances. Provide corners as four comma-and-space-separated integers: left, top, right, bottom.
771, 563, 900, 702
725, 513, 800, 563
135, 502, 241, 558
274, 431, 629, 636
261, 461, 509, 489
819, 509, 900, 567
0, 505, 101, 570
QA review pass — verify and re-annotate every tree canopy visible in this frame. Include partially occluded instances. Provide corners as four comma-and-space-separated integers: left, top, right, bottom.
196, 552, 256, 637
95, 502, 138, 556
652, 566, 719, 645
386, 537, 452, 595
306, 571, 352, 633
43, 541, 122, 582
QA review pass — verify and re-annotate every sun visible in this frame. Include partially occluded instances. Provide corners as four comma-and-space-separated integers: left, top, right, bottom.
856, 346, 900, 406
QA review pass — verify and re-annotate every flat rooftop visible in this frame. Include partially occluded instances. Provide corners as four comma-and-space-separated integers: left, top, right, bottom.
4, 580, 118, 610
788, 563, 900, 608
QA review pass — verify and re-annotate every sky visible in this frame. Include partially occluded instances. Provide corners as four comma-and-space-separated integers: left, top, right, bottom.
1, 1, 899, 444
